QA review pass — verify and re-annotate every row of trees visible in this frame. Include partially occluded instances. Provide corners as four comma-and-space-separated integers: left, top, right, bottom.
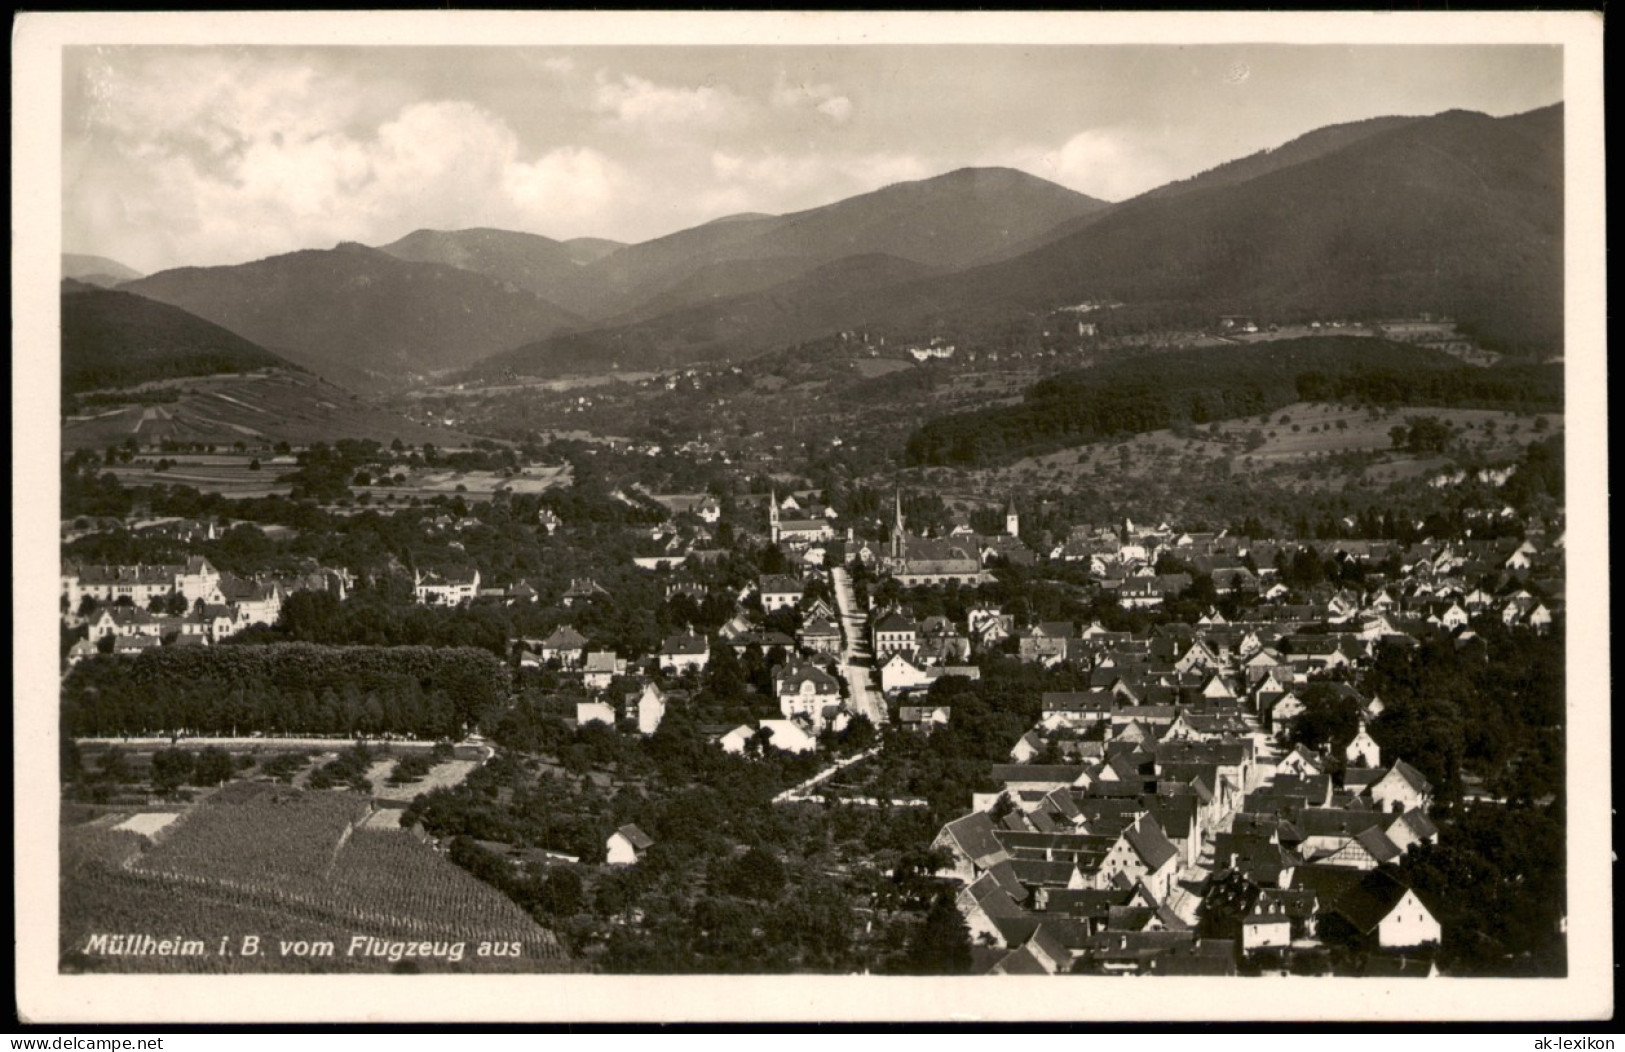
61, 644, 509, 739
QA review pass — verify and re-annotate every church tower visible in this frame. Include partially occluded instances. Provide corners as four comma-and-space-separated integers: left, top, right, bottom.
891, 488, 906, 560
769, 488, 780, 545
1005, 496, 1019, 537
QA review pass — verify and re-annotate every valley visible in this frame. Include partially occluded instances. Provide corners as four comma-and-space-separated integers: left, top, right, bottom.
52, 89, 1574, 983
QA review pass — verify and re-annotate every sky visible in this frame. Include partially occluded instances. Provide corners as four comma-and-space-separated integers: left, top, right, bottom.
61, 44, 1563, 274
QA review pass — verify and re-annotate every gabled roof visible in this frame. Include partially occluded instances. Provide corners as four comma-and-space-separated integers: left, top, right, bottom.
873, 610, 917, 633
942, 812, 1010, 868
989, 943, 1050, 975
614, 824, 654, 851
660, 633, 709, 656
1293, 865, 1424, 935
1386, 758, 1434, 795
1353, 826, 1403, 864
542, 625, 589, 650
1124, 815, 1179, 872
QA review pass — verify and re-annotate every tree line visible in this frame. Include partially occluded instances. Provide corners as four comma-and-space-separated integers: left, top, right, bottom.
61, 644, 509, 739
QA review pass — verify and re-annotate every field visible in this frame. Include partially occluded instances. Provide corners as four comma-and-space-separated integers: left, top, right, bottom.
363, 758, 480, 802
62, 369, 479, 452
61, 781, 571, 973
107, 453, 295, 498
132, 781, 371, 892
979, 402, 1563, 496
383, 463, 572, 500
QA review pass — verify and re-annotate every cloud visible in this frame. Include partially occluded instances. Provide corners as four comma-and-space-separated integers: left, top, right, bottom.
770, 70, 853, 125
66, 53, 631, 269
591, 72, 746, 129
999, 128, 1176, 202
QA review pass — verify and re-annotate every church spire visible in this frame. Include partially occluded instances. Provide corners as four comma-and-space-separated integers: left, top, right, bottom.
892, 488, 906, 560
769, 487, 780, 544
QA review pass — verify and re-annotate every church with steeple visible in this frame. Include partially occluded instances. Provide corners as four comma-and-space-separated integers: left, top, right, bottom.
879, 489, 986, 587
768, 487, 835, 547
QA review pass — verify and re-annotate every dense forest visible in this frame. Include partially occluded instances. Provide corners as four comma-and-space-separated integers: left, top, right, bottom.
905, 339, 1563, 466
61, 287, 292, 396
60, 644, 509, 739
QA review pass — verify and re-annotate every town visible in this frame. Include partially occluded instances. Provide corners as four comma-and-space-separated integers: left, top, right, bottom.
58, 429, 1566, 976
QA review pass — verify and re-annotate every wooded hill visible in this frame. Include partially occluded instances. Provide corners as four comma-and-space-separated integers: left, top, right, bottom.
904, 338, 1564, 467
62, 286, 293, 396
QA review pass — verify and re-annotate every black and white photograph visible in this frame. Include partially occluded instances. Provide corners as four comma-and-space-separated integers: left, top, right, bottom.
12, 10, 1609, 1026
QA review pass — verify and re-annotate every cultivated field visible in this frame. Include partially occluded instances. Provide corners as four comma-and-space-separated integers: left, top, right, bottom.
106, 454, 295, 498
61, 780, 571, 973
62, 370, 479, 452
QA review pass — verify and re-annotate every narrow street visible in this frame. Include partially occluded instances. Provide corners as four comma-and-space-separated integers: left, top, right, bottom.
830, 566, 887, 727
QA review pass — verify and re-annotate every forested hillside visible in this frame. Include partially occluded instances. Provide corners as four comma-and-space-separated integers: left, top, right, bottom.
62, 287, 292, 395
905, 339, 1564, 466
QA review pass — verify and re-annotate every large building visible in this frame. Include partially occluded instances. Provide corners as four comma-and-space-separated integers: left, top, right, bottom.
768, 490, 834, 546
879, 490, 986, 587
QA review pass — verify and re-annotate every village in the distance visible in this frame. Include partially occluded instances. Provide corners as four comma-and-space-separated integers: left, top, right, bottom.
54, 47, 1568, 982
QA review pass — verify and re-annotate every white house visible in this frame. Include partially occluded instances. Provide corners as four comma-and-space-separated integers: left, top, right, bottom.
606, 824, 654, 865
758, 575, 804, 613
414, 567, 480, 607
774, 662, 843, 729
1345, 719, 1382, 769
756, 719, 817, 755
576, 701, 617, 727
630, 683, 667, 736
658, 633, 710, 674
1370, 759, 1433, 814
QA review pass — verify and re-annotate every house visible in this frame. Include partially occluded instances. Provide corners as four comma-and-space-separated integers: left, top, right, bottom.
65, 639, 98, 667
1345, 719, 1382, 769
695, 497, 722, 524
88, 606, 161, 641
576, 701, 617, 727
175, 556, 224, 604
932, 811, 1012, 883
758, 575, 804, 613
536, 509, 562, 534
1241, 888, 1319, 953
774, 661, 843, 730
1099, 814, 1182, 901
627, 682, 668, 735
582, 651, 623, 690
797, 616, 843, 657
1018, 622, 1075, 663
540, 625, 590, 668
756, 719, 817, 755
562, 578, 609, 607
898, 705, 952, 732
413, 567, 480, 607
70, 563, 182, 607
871, 610, 919, 657
606, 824, 654, 865
718, 725, 756, 755
658, 633, 710, 674
1369, 759, 1433, 814
1292, 865, 1441, 949
879, 651, 936, 696
111, 635, 162, 656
